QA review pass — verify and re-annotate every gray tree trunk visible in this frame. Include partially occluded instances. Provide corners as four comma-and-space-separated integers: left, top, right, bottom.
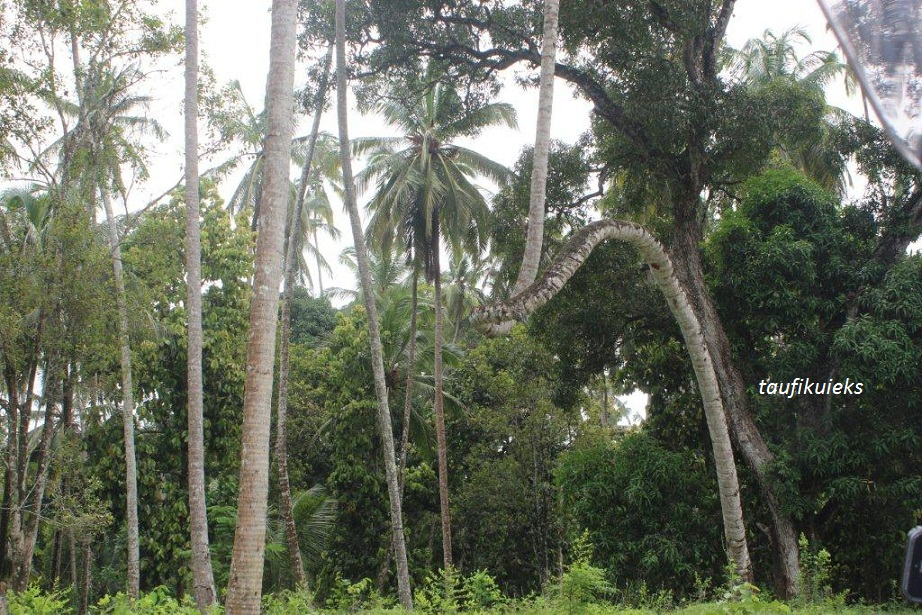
184, 0, 217, 608
473, 218, 752, 580
12, 359, 59, 591
101, 189, 140, 598
432, 246, 453, 568
492, 0, 559, 335
335, 1, 413, 607
224, 0, 298, 611
275, 41, 333, 591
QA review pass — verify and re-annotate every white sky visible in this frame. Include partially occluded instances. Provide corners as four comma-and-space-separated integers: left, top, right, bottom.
133, 1, 864, 417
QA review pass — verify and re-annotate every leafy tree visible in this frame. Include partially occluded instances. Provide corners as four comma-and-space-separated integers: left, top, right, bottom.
557, 432, 726, 598
357, 79, 515, 567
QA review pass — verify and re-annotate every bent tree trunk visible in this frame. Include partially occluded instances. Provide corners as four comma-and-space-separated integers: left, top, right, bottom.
101, 189, 140, 598
472, 219, 752, 580
335, 0, 413, 607
511, 0, 559, 294
491, 0, 559, 336
276, 41, 334, 590
184, 0, 217, 608
670, 223, 799, 596
225, 0, 298, 611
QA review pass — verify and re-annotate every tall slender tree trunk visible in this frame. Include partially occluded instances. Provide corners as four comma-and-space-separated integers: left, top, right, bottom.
225, 1, 298, 612
399, 271, 419, 496
314, 225, 324, 297
335, 1, 413, 607
431, 243, 453, 568
669, 217, 798, 596
184, 0, 217, 608
511, 0, 559, 294
473, 218, 752, 580
275, 41, 333, 591
13, 357, 61, 591
487, 0, 559, 336
101, 189, 140, 598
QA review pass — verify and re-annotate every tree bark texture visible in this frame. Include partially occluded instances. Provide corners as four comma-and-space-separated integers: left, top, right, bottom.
225, 1, 298, 611
432, 245, 453, 568
491, 0, 559, 336
275, 40, 333, 591
101, 189, 140, 598
184, 0, 217, 609
511, 0, 558, 294
669, 217, 799, 596
335, 0, 414, 607
472, 218, 752, 580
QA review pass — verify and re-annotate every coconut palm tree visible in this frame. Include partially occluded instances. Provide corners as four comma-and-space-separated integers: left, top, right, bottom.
184, 0, 217, 608
728, 26, 857, 194
335, 0, 413, 605
356, 81, 515, 567
225, 0, 298, 610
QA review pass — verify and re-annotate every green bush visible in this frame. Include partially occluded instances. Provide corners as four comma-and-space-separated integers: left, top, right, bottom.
8, 585, 72, 615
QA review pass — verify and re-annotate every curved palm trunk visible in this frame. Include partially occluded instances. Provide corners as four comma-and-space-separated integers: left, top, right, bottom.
225, 0, 298, 611
101, 189, 140, 598
432, 245, 453, 568
512, 0, 558, 292
275, 41, 334, 591
335, 0, 413, 607
184, 0, 217, 608
472, 218, 752, 580
491, 0, 559, 336
669, 223, 798, 595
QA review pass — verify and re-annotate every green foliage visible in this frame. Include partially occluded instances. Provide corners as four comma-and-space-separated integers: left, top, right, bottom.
555, 532, 615, 612
414, 567, 504, 614
556, 432, 725, 597
451, 328, 572, 595
92, 586, 205, 614
8, 585, 72, 615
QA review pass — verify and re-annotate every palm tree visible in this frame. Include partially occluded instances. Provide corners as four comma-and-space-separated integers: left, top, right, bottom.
335, 0, 413, 606
225, 0, 298, 610
64, 63, 164, 598
184, 0, 217, 608
511, 0, 560, 294
356, 81, 515, 567
729, 26, 856, 194
276, 41, 333, 590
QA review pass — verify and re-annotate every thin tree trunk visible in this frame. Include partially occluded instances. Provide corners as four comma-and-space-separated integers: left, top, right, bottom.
432, 245, 453, 568
79, 536, 91, 615
335, 1, 413, 606
184, 0, 217, 608
398, 271, 419, 496
13, 358, 60, 591
275, 41, 333, 592
314, 225, 324, 297
68, 530, 77, 598
224, 1, 298, 611
472, 218, 753, 580
376, 270, 420, 590
492, 0, 559, 335
101, 189, 140, 598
